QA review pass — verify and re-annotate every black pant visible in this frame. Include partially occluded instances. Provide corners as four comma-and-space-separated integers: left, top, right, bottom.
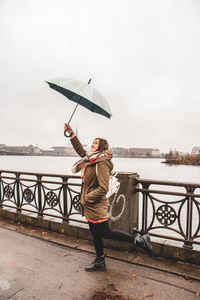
88, 220, 133, 257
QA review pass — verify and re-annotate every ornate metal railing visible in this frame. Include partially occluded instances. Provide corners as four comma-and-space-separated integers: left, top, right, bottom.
1, 169, 200, 249
0, 170, 128, 225
135, 178, 200, 249
0, 170, 84, 223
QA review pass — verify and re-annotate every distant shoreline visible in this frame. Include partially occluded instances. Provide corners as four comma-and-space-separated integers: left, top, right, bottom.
162, 159, 200, 166
0, 152, 162, 159
0, 152, 76, 157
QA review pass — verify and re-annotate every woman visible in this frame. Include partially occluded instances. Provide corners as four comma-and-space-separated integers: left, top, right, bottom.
64, 124, 152, 272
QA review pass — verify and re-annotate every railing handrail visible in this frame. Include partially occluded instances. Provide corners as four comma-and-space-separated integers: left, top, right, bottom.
135, 178, 200, 188
0, 175, 82, 186
0, 169, 82, 179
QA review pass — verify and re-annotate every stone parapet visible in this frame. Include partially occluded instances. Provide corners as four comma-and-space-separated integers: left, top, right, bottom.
109, 172, 139, 234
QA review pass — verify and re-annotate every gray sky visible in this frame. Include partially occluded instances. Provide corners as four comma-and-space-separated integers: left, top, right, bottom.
0, 0, 200, 153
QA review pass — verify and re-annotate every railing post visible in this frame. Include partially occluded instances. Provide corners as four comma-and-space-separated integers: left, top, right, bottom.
141, 183, 150, 234
62, 176, 68, 223
0, 171, 2, 208
109, 172, 139, 234
141, 191, 146, 234
37, 175, 43, 217
184, 187, 194, 249
16, 173, 21, 212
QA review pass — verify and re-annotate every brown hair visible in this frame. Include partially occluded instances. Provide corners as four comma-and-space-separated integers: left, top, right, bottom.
95, 138, 109, 151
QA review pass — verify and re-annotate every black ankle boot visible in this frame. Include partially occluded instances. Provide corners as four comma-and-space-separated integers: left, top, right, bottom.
85, 255, 106, 272
133, 233, 153, 257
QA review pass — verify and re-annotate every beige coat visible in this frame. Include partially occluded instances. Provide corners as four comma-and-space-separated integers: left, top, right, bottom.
71, 135, 113, 220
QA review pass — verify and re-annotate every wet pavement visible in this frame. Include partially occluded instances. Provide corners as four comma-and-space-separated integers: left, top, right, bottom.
0, 219, 200, 300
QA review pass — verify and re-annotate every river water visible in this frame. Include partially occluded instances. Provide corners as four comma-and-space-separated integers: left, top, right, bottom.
0, 155, 200, 183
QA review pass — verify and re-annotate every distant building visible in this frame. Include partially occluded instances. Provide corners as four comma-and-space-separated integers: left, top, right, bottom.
191, 147, 200, 155
0, 142, 160, 158
128, 148, 160, 158
111, 147, 127, 157
1, 145, 35, 154
151, 149, 160, 157
111, 147, 160, 158
53, 146, 77, 156
33, 147, 41, 154
40, 148, 55, 156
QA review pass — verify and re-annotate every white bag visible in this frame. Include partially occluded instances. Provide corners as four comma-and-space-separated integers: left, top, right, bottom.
96, 165, 120, 198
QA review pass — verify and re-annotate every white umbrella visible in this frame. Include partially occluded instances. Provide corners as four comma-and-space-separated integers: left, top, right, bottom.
46, 78, 112, 136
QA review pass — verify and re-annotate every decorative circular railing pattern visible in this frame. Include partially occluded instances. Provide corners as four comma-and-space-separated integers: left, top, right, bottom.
4, 184, 14, 199
23, 188, 34, 203
72, 194, 81, 212
156, 204, 176, 226
46, 191, 59, 208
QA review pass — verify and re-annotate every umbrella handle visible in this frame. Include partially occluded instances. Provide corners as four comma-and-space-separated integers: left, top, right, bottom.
64, 130, 71, 138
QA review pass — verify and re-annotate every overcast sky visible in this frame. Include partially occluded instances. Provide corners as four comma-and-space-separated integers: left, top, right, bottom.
0, 0, 200, 153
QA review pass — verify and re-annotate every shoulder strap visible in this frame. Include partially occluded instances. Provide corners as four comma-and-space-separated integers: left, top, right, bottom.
96, 163, 98, 175
95, 163, 99, 185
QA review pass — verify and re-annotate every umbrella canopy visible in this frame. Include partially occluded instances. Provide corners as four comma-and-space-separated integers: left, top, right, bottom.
46, 78, 112, 120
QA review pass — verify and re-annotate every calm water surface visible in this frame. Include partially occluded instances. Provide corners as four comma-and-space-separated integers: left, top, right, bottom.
0, 155, 200, 183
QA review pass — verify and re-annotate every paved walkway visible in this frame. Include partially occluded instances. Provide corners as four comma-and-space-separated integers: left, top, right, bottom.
0, 218, 200, 300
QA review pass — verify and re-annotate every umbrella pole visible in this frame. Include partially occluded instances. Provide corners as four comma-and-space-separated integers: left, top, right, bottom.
64, 78, 92, 137
67, 102, 79, 125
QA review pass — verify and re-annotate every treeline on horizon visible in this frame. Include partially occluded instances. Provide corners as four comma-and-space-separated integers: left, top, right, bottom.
164, 151, 200, 166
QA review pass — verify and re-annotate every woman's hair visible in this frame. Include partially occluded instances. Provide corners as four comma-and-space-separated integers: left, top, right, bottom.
95, 138, 109, 151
